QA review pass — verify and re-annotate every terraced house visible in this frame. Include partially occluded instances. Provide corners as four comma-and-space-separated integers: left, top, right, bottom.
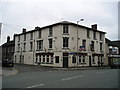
14, 21, 106, 68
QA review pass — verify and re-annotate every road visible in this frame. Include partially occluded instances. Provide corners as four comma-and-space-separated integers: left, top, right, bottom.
2, 69, 119, 88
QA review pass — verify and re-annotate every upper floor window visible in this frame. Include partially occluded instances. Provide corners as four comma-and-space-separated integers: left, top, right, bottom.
30, 42, 33, 51
49, 27, 53, 37
18, 35, 20, 42
24, 34, 26, 41
63, 25, 69, 34
48, 39, 52, 49
90, 41, 94, 51
18, 44, 20, 51
63, 37, 69, 48
38, 30, 42, 38
82, 40, 86, 49
100, 42, 103, 51
99, 33, 103, 40
30, 32, 33, 40
37, 40, 43, 50
23, 43, 26, 51
87, 29, 90, 38
93, 31, 96, 40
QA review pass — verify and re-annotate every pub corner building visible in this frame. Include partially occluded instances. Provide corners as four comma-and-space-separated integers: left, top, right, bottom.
14, 21, 107, 68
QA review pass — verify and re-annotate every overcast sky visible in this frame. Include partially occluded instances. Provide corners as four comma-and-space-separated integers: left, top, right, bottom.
0, 0, 119, 45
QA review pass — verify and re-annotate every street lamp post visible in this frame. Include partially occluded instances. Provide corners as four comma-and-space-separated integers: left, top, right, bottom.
76, 19, 84, 69
76, 21, 79, 69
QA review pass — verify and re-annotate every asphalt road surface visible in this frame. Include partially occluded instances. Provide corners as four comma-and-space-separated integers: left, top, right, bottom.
2, 69, 119, 88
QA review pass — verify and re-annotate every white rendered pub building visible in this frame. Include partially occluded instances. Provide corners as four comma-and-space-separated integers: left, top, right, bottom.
14, 21, 106, 68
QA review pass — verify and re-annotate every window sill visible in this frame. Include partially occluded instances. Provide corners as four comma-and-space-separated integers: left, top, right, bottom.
62, 47, 69, 50
48, 35, 53, 37
81, 63, 86, 64
36, 49, 43, 51
29, 50, 33, 52
62, 33, 69, 35
48, 48, 52, 50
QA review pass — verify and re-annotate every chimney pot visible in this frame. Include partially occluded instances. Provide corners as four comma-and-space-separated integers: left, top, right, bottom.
7, 36, 10, 42
35, 26, 40, 29
91, 24, 97, 30
22, 28, 26, 33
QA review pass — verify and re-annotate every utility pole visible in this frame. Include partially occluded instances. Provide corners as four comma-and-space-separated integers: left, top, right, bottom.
76, 19, 84, 69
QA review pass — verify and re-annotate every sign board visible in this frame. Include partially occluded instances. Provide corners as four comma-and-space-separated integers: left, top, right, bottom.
69, 53, 75, 55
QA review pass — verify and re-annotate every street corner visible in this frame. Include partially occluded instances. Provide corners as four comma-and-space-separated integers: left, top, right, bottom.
2, 67, 18, 77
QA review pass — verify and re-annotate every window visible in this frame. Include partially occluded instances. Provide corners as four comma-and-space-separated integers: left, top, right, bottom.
50, 55, 53, 64
83, 56, 85, 63
30, 42, 33, 51
47, 55, 49, 63
15, 55, 16, 62
18, 44, 20, 51
43, 55, 45, 63
63, 37, 69, 48
55, 56, 59, 63
24, 34, 26, 41
100, 33, 102, 40
100, 42, 103, 51
90, 41, 94, 51
30, 32, 33, 40
38, 30, 42, 38
82, 40, 86, 49
39, 55, 41, 63
93, 31, 96, 39
63, 25, 69, 34
98, 56, 100, 61
36, 57, 38, 63
49, 39, 52, 49
79, 56, 81, 64
87, 30, 90, 38
72, 55, 76, 63
23, 43, 26, 51
18, 36, 20, 42
49, 27, 53, 36
37, 40, 43, 50
92, 56, 95, 63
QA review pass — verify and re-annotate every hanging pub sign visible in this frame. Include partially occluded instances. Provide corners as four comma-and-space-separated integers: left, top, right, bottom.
79, 46, 86, 51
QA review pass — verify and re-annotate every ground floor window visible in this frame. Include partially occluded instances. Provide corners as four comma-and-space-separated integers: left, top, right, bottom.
79, 56, 81, 64
83, 56, 85, 63
36, 54, 54, 64
92, 56, 95, 63
72, 55, 76, 63
47, 55, 49, 63
55, 56, 59, 63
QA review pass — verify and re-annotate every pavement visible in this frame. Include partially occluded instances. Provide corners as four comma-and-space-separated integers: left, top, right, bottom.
2, 67, 18, 77
1, 64, 111, 77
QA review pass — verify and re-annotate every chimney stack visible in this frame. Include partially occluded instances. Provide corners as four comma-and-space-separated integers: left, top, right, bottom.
22, 28, 26, 33
91, 24, 97, 30
7, 36, 10, 42
35, 26, 40, 30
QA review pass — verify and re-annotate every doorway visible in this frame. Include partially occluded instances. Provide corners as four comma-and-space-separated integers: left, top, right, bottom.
63, 53, 68, 68
89, 56, 92, 67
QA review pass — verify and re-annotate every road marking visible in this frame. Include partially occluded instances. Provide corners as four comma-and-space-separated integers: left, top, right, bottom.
62, 75, 85, 81
96, 71, 109, 74
27, 83, 44, 88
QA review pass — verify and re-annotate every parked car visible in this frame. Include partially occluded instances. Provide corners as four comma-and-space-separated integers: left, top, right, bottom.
110, 57, 120, 69
2, 59, 14, 67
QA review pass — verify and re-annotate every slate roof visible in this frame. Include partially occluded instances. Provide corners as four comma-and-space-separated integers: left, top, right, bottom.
15, 21, 106, 36
106, 38, 120, 47
2, 40, 15, 47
